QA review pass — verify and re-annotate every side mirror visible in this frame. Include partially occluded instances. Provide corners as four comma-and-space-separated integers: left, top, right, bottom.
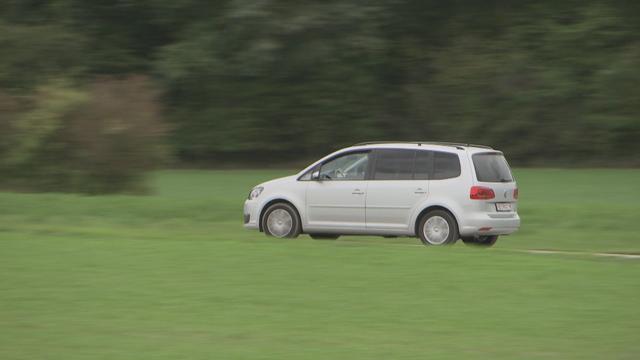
311, 170, 320, 181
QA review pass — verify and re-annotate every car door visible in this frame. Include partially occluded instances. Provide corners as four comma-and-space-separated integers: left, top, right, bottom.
305, 151, 370, 232
365, 149, 431, 232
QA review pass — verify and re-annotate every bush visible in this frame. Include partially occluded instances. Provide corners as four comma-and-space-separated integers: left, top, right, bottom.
0, 76, 168, 194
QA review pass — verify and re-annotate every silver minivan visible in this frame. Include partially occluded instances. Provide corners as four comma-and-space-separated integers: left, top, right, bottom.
244, 142, 520, 246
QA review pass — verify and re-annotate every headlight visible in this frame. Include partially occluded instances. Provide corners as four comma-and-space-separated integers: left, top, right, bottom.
247, 186, 264, 200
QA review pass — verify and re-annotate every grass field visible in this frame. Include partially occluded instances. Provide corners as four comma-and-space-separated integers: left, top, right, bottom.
1, 169, 639, 359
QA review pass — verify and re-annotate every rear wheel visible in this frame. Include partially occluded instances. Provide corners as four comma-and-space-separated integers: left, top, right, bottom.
418, 210, 458, 246
262, 203, 301, 238
309, 234, 339, 240
461, 235, 499, 247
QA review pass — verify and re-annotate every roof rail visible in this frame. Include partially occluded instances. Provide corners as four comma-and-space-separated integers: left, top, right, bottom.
353, 141, 410, 146
352, 141, 493, 149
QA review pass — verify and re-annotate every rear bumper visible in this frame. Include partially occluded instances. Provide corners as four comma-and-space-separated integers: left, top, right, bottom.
459, 212, 520, 236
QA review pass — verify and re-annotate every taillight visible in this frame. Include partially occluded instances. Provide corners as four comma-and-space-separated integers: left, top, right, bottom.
513, 188, 519, 199
470, 186, 495, 200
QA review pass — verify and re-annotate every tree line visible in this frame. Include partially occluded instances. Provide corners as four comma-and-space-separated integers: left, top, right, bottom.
1, 1, 639, 192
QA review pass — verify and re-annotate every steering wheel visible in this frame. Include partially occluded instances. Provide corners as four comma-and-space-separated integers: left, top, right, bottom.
335, 169, 346, 179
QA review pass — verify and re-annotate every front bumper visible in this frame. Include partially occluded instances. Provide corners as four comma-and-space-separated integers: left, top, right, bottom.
243, 200, 260, 230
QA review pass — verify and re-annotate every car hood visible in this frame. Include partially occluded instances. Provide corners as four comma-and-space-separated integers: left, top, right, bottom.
257, 175, 298, 189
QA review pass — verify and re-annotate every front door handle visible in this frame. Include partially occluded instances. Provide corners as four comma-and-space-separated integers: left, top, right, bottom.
352, 189, 365, 195
414, 188, 426, 194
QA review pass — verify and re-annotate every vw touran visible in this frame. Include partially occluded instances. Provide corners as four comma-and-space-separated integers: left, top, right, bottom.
243, 142, 520, 246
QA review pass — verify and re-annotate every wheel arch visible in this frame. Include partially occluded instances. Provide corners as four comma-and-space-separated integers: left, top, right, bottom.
259, 198, 303, 232
413, 205, 460, 237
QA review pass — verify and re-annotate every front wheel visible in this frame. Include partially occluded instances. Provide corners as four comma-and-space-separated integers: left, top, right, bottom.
461, 235, 499, 247
262, 203, 301, 238
418, 210, 459, 246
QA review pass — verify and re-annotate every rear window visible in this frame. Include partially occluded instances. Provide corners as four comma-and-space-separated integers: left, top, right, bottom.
473, 153, 513, 182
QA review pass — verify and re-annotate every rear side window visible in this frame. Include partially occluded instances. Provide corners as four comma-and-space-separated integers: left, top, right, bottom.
373, 149, 415, 180
473, 153, 513, 182
432, 152, 461, 180
371, 149, 460, 180
414, 150, 433, 180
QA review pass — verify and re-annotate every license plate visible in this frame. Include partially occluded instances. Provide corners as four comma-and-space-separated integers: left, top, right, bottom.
495, 202, 513, 212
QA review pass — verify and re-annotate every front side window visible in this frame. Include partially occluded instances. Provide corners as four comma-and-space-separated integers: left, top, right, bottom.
373, 149, 415, 180
319, 152, 369, 180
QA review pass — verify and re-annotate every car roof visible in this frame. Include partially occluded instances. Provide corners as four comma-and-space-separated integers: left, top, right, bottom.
348, 141, 497, 153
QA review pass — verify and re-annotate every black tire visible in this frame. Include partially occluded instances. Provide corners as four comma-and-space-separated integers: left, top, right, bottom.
461, 235, 499, 247
309, 234, 340, 240
461, 236, 475, 244
417, 210, 459, 246
261, 202, 301, 238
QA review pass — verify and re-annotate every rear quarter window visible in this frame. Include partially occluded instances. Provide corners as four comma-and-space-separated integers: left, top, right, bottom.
432, 152, 461, 180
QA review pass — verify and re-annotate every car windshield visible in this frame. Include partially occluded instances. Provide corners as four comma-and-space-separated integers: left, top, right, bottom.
473, 153, 513, 182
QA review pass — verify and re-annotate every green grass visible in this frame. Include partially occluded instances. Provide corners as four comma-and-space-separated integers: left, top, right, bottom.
1, 169, 639, 359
